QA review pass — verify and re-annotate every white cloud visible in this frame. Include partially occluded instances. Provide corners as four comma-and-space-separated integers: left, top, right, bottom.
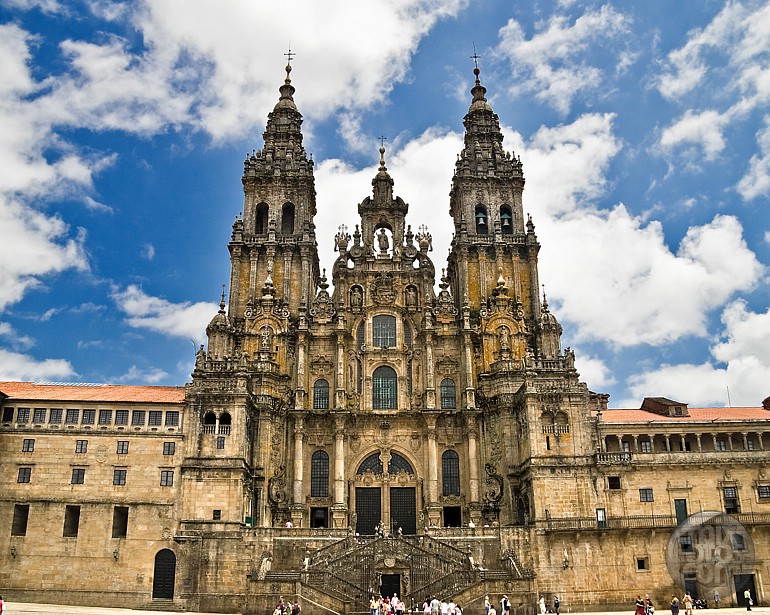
495, 5, 631, 114
659, 109, 731, 160
116, 364, 168, 384
574, 353, 615, 390
112, 284, 216, 342
141, 243, 155, 261
737, 116, 770, 200
0, 348, 76, 381
0, 322, 35, 350
625, 300, 770, 408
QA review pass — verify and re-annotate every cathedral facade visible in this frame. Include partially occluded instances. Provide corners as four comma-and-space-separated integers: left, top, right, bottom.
2, 64, 770, 615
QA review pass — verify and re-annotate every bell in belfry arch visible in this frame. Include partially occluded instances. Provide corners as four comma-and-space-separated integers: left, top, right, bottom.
476, 214, 486, 225
502, 217, 511, 227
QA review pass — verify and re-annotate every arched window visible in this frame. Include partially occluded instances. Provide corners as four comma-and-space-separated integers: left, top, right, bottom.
372, 315, 396, 348
372, 365, 397, 409
313, 379, 330, 410
388, 452, 414, 474
500, 205, 513, 235
218, 412, 231, 435
475, 206, 488, 234
358, 452, 383, 474
203, 412, 216, 425
281, 202, 295, 235
440, 378, 456, 409
311, 450, 329, 497
255, 203, 269, 234
442, 450, 460, 496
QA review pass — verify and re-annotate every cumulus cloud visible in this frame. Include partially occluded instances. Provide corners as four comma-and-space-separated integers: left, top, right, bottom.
111, 284, 216, 342
737, 116, 770, 200
495, 4, 631, 114
0, 348, 76, 381
116, 364, 169, 384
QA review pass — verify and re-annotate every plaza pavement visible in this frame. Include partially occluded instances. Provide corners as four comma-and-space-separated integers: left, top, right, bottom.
2, 603, 768, 615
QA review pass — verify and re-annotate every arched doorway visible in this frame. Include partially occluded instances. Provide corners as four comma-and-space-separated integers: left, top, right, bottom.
353, 451, 419, 536
152, 548, 176, 599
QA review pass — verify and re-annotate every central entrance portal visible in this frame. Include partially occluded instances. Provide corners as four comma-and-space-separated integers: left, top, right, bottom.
353, 451, 419, 536
380, 573, 400, 600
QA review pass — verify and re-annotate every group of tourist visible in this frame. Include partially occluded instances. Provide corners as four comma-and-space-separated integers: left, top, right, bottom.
273, 595, 301, 615
422, 595, 463, 615
370, 593, 406, 615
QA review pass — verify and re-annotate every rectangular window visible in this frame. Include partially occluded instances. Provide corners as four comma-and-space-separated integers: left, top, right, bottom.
81, 409, 96, 425
732, 533, 746, 551
716, 439, 727, 451
18, 467, 31, 483
116, 441, 129, 454
17, 407, 30, 423
113, 469, 127, 486
63, 505, 80, 537
596, 508, 607, 529
98, 409, 113, 425
115, 410, 129, 425
33, 407, 46, 423
724, 486, 740, 514
2, 407, 13, 422
636, 557, 648, 571
12, 503, 30, 536
679, 535, 693, 552
621, 441, 630, 452
639, 488, 654, 502
75, 440, 88, 453
131, 410, 146, 426
22, 438, 35, 452
49, 408, 63, 424
758, 485, 770, 499
372, 314, 397, 347
213, 509, 221, 521
216, 436, 225, 449
640, 440, 652, 453
163, 442, 176, 456
112, 506, 129, 538
65, 409, 79, 424
747, 439, 755, 451
165, 411, 180, 426
148, 411, 162, 426
160, 470, 174, 486
71, 468, 85, 484
608, 476, 621, 490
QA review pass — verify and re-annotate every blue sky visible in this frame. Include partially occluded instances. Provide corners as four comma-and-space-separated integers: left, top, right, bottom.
1, 0, 768, 408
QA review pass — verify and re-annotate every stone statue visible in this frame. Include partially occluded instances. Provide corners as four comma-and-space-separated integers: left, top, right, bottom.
377, 228, 389, 254
351, 286, 363, 308
405, 286, 417, 307
499, 327, 511, 351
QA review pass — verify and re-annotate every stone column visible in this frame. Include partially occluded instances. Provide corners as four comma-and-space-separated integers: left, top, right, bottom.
467, 413, 481, 524
331, 416, 348, 528
426, 417, 441, 527
291, 416, 305, 526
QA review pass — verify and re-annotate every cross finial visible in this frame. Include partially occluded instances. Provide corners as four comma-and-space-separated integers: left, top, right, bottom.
284, 47, 295, 66
470, 43, 481, 70
378, 135, 387, 148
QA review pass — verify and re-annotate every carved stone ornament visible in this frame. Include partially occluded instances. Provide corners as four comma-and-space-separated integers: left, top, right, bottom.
268, 465, 287, 508
373, 272, 396, 304
310, 355, 334, 375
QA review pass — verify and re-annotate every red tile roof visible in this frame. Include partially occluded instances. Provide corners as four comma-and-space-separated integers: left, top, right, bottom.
0, 381, 185, 404
596, 407, 770, 423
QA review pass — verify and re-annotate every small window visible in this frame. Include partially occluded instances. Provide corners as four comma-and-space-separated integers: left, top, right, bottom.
131, 410, 146, 426
33, 407, 46, 423
63, 505, 80, 537
49, 408, 63, 424
596, 508, 607, 529
75, 440, 88, 454
18, 467, 31, 483
747, 439, 755, 451
81, 409, 96, 425
2, 407, 13, 422
674, 406, 683, 416
621, 441, 630, 452
160, 470, 174, 486
716, 439, 727, 451
636, 557, 648, 571
281, 202, 295, 235
98, 409, 112, 424
148, 411, 162, 426
113, 469, 127, 486
163, 442, 176, 456
313, 379, 330, 410
12, 504, 30, 536
639, 488, 654, 502
640, 440, 652, 453
679, 535, 693, 553
440, 378, 456, 409
608, 476, 621, 490
311, 450, 330, 497
758, 485, 770, 499
71, 468, 85, 484
723, 486, 740, 514
115, 410, 129, 425
116, 441, 129, 455
17, 407, 30, 423
112, 506, 129, 538
216, 436, 225, 449
165, 411, 180, 426
22, 438, 35, 452
372, 315, 397, 348
213, 509, 222, 521
732, 533, 746, 551
65, 409, 79, 424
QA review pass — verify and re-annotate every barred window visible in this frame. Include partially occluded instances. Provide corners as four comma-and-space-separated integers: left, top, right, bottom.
49, 408, 63, 424
442, 450, 460, 496
113, 469, 127, 486
758, 485, 770, 499
116, 441, 129, 454
18, 467, 31, 483
163, 442, 176, 456
372, 366, 397, 409
313, 379, 330, 410
65, 409, 79, 424
372, 315, 396, 348
33, 407, 46, 423
165, 411, 179, 426
160, 470, 174, 486
82, 410, 96, 424
22, 438, 35, 452
640, 440, 652, 453
311, 450, 330, 497
639, 488, 654, 502
132, 410, 146, 426
115, 410, 129, 425
17, 407, 30, 423
148, 411, 162, 426
71, 468, 85, 484
216, 436, 225, 449
75, 440, 88, 454
98, 409, 112, 424
440, 378, 456, 409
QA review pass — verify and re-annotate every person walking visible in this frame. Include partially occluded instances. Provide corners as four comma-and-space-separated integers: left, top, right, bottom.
539, 595, 546, 615
713, 590, 720, 609
684, 592, 693, 615
744, 589, 752, 611
671, 596, 680, 615
553, 595, 560, 615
